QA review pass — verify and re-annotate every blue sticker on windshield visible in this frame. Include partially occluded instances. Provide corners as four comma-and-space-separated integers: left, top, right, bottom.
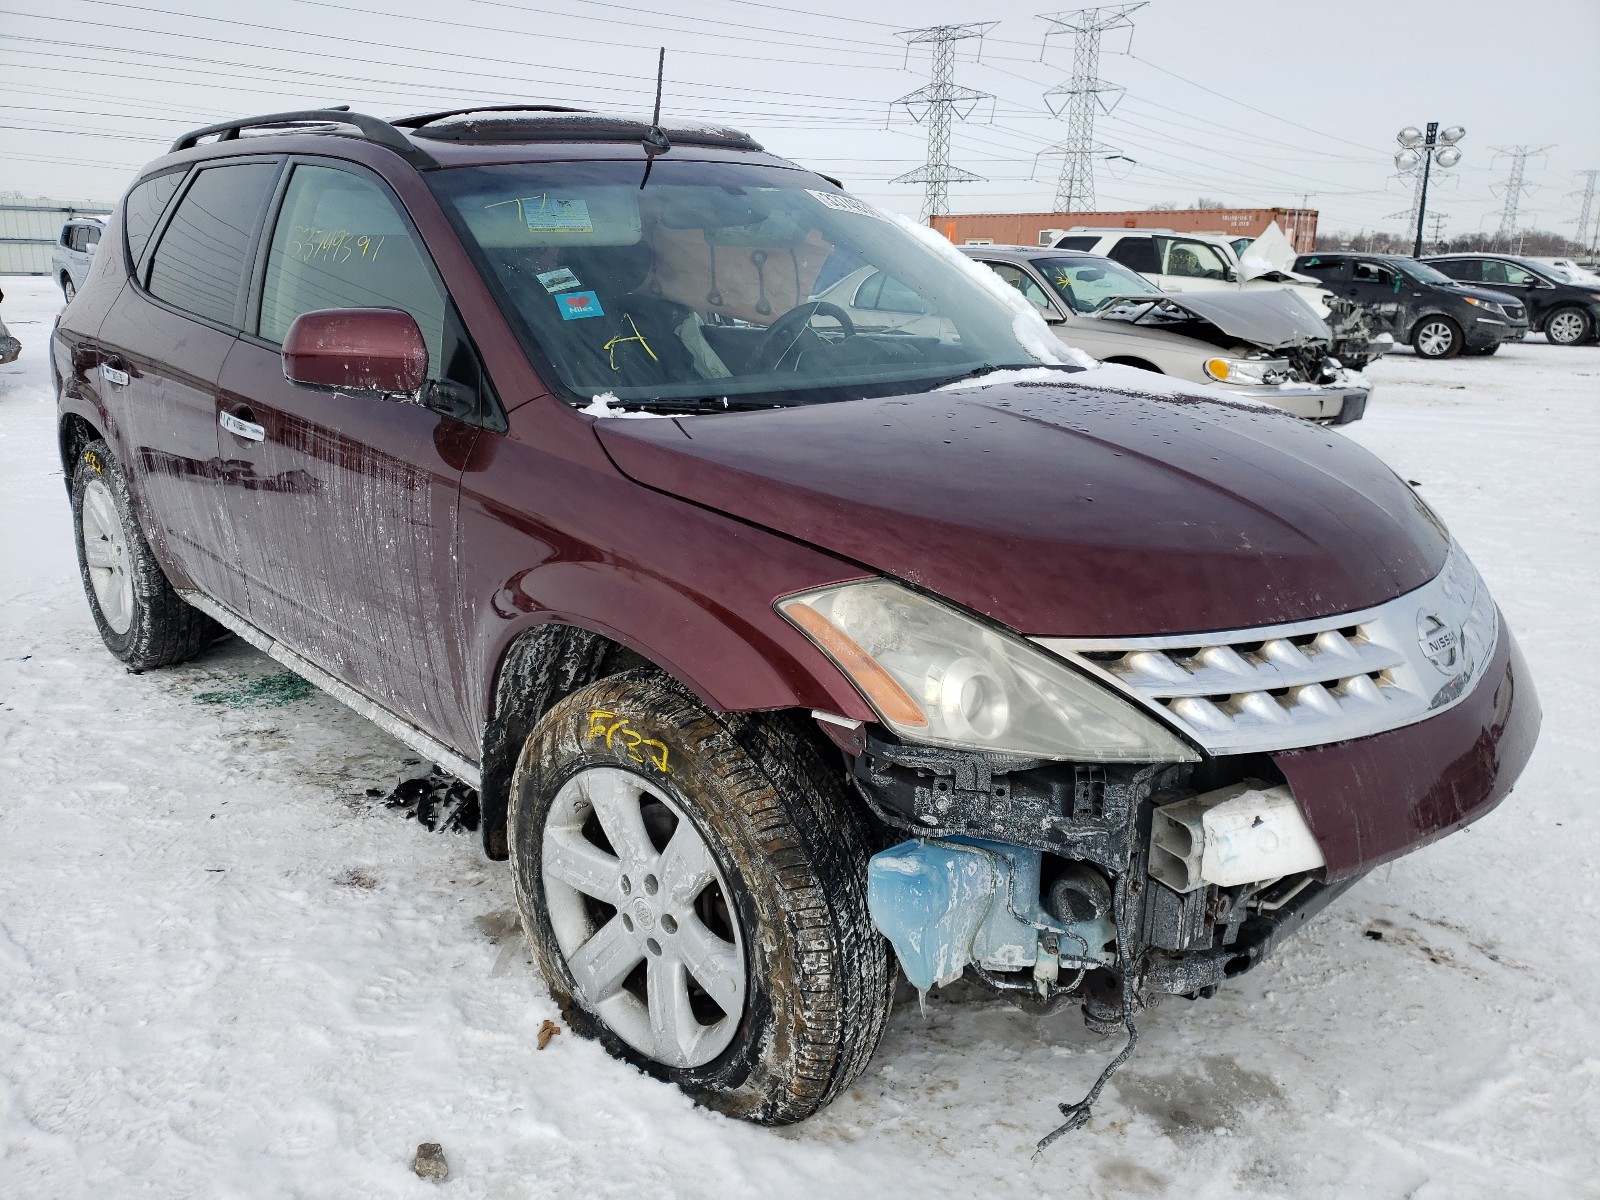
558, 290, 604, 320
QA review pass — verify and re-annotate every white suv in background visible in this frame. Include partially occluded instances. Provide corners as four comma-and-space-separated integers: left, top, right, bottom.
51, 217, 104, 302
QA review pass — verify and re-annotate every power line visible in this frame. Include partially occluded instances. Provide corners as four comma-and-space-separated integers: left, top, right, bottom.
891, 24, 997, 222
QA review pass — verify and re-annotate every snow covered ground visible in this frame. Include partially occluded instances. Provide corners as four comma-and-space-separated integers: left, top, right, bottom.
2, 273, 1597, 1198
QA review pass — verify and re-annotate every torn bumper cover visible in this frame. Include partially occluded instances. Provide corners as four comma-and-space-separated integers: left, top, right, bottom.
853, 622, 1539, 1005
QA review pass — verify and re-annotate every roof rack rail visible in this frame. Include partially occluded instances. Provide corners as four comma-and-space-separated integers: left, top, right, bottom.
392, 104, 591, 129
169, 109, 438, 168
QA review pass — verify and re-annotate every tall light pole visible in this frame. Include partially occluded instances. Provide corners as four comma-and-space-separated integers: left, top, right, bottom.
1394, 123, 1464, 258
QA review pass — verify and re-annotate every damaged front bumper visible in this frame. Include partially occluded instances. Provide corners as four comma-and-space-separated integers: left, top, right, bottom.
850, 621, 1538, 1013
1208, 378, 1370, 424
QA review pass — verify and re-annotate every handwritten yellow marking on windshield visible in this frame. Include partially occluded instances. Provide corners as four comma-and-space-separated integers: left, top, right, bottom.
587, 709, 670, 772
603, 314, 659, 370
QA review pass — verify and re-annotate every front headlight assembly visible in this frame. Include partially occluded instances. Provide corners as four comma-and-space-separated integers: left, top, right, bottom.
1203, 357, 1291, 385
1461, 297, 1506, 316
778, 579, 1198, 762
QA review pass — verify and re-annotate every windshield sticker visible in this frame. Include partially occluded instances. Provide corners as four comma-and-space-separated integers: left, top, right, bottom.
806, 190, 888, 222
558, 291, 605, 320
486, 194, 595, 234
537, 267, 581, 293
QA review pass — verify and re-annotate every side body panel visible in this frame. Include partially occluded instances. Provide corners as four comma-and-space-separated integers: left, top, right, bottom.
456, 396, 878, 741
214, 338, 479, 750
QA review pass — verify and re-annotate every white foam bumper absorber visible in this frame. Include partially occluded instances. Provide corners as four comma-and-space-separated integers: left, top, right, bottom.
1148, 781, 1326, 892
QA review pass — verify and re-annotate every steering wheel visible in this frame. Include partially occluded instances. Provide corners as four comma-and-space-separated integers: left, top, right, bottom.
747, 301, 857, 373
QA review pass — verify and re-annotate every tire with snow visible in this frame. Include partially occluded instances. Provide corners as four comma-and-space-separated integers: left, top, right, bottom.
70, 438, 217, 669
509, 669, 894, 1125
1412, 316, 1462, 359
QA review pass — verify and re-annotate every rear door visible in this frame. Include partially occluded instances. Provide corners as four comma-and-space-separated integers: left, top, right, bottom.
98, 159, 280, 614
1152, 236, 1234, 293
216, 159, 492, 750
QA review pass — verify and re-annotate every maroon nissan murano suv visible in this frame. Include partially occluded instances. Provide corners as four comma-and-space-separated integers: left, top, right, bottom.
51, 107, 1539, 1141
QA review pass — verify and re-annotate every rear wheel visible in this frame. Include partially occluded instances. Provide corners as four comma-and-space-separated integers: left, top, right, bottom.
61, 274, 75, 302
509, 670, 894, 1125
1545, 306, 1593, 346
1412, 316, 1462, 359
70, 438, 218, 669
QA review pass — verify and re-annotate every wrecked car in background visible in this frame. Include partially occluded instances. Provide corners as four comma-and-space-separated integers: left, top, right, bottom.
971, 246, 1370, 423
52, 105, 1540, 1150
1051, 222, 1389, 370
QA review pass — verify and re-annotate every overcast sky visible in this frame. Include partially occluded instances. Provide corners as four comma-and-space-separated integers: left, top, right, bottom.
3, 0, 1598, 239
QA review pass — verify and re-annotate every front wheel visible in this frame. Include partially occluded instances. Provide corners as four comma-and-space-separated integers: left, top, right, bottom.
509, 670, 894, 1125
1412, 316, 1462, 359
1545, 306, 1593, 346
61, 274, 76, 302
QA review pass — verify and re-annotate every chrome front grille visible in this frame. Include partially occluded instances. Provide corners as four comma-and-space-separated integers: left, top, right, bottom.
1036, 542, 1499, 756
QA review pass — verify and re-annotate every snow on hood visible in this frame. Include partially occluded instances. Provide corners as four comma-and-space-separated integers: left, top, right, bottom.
1101, 288, 1332, 350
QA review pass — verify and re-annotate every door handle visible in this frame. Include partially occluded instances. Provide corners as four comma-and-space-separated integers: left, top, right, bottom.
100, 360, 129, 387
220, 409, 266, 442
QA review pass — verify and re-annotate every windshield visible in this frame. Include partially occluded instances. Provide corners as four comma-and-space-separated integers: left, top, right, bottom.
429, 160, 1058, 407
1032, 255, 1162, 313
1395, 259, 1457, 286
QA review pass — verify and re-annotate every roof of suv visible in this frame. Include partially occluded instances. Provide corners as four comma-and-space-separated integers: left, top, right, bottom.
960, 245, 1094, 261
164, 106, 770, 174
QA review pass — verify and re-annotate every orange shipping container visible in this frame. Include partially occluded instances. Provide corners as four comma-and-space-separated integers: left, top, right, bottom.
930, 208, 1320, 254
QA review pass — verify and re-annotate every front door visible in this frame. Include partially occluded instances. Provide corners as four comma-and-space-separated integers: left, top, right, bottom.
215, 160, 483, 751
1346, 259, 1410, 339
100, 160, 280, 615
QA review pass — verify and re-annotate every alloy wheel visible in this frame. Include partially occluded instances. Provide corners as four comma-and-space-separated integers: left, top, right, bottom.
1416, 320, 1454, 357
80, 477, 134, 634
1547, 310, 1588, 345
63, 276, 75, 301
541, 767, 747, 1069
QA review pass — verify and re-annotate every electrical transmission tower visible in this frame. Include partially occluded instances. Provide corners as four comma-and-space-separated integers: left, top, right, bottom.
1570, 170, 1599, 253
1427, 211, 1449, 250
1037, 4, 1145, 212
1491, 144, 1553, 243
891, 24, 997, 222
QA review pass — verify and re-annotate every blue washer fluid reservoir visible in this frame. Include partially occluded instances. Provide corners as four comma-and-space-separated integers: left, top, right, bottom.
866, 839, 999, 993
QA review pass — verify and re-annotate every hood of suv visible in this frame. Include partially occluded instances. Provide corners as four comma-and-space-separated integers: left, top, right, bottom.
1096, 288, 1330, 349
595, 377, 1447, 637
1449, 284, 1524, 307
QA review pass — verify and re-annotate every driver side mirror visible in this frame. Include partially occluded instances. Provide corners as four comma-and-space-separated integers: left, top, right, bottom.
282, 307, 428, 397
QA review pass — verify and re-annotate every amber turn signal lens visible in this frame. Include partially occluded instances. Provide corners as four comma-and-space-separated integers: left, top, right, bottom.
784, 602, 929, 728
1204, 357, 1231, 381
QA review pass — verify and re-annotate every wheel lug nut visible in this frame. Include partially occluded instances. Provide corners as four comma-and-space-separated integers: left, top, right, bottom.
643, 874, 659, 896
622, 913, 634, 932
645, 937, 662, 956
661, 915, 677, 935
620, 875, 632, 895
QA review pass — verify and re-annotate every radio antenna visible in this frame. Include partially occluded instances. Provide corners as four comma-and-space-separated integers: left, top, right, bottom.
640, 47, 671, 189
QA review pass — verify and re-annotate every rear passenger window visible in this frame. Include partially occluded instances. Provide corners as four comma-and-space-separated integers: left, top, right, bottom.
147, 163, 277, 327
1434, 259, 1479, 282
1052, 236, 1099, 251
258, 165, 446, 377
1108, 237, 1159, 275
124, 171, 185, 266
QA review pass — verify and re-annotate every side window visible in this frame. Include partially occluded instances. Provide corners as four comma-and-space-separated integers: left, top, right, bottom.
1296, 257, 1347, 280
1352, 261, 1398, 288
124, 171, 185, 267
147, 163, 278, 327
85, 226, 101, 249
983, 262, 1053, 310
66, 227, 85, 252
1497, 263, 1537, 286
1160, 237, 1229, 280
258, 165, 446, 378
851, 270, 928, 314
1434, 259, 1479, 282
1108, 236, 1160, 275
1053, 236, 1099, 251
